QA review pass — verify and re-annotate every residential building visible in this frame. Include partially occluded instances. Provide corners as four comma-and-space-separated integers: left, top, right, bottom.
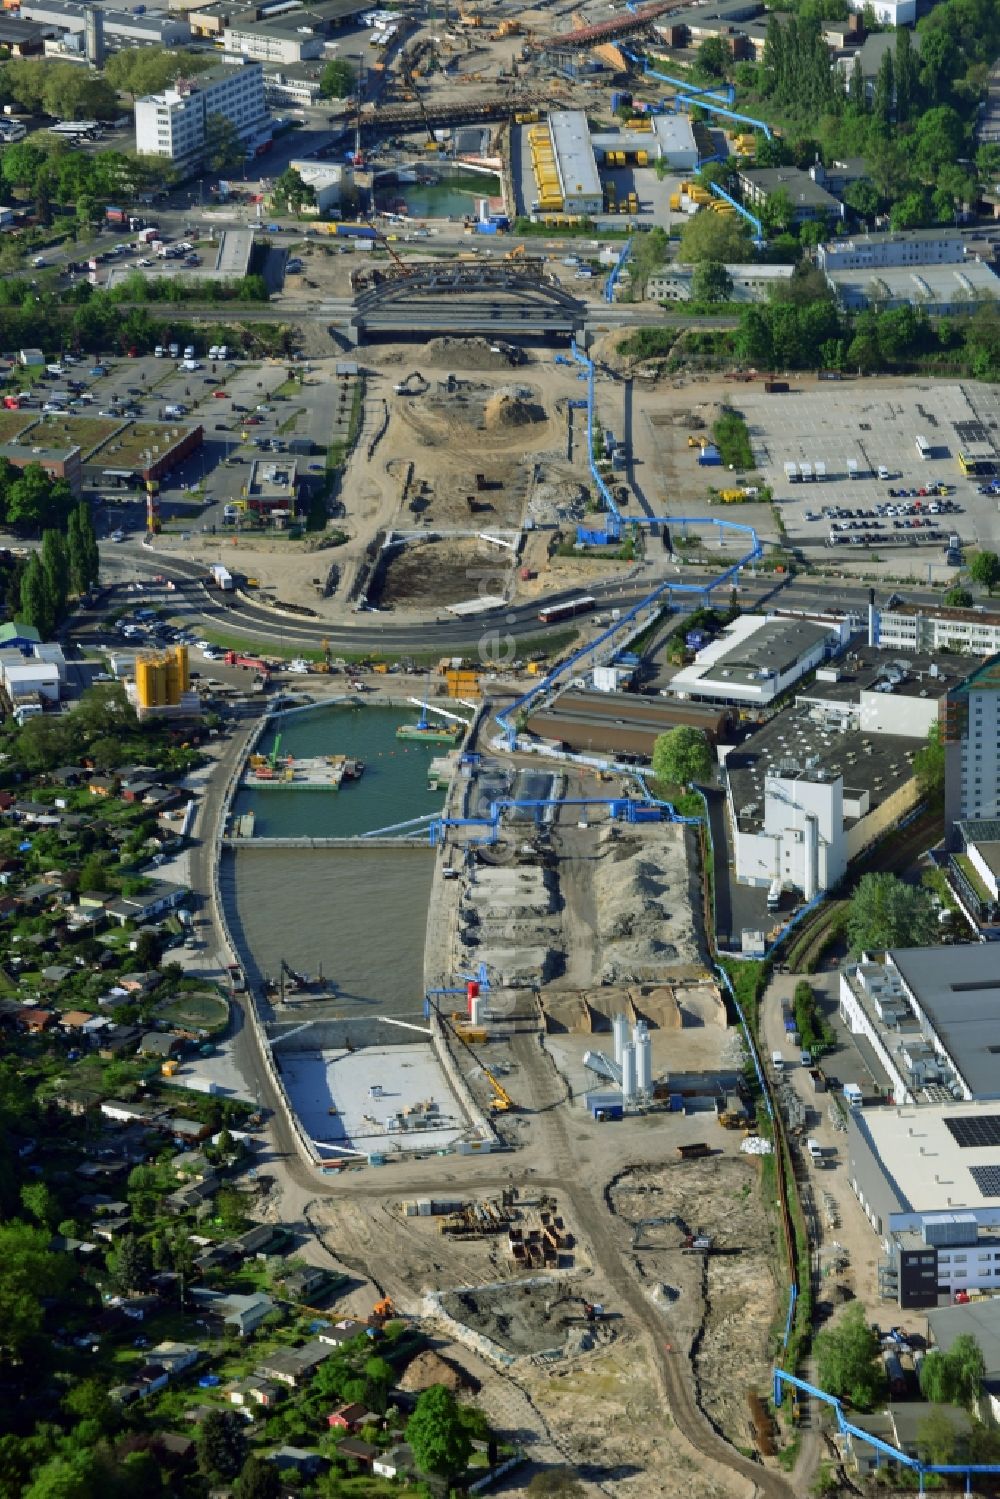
646, 262, 794, 304
257, 1340, 334, 1387
373, 1444, 415, 1480
223, 22, 323, 61
817, 227, 968, 273
134, 64, 267, 166
942, 654, 1000, 843
0, 621, 41, 652
846, 0, 914, 27
738, 165, 845, 224
837, 29, 921, 95
667, 613, 847, 708
151, 1341, 200, 1375
191, 1289, 274, 1336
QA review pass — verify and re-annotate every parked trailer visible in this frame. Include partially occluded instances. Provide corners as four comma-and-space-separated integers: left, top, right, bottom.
331, 223, 378, 239
676, 1142, 711, 1159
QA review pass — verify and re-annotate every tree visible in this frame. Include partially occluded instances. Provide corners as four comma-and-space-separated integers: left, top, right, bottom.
20, 1182, 59, 1233
18, 554, 54, 639
945, 584, 973, 606
106, 1233, 152, 1296
41, 530, 69, 622
920, 1334, 986, 1409
691, 259, 734, 304
63, 1379, 114, 1434
846, 872, 939, 955
198, 1411, 247, 1482
0, 1220, 74, 1359
847, 54, 867, 114
696, 36, 730, 78
844, 177, 881, 224
652, 725, 714, 785
916, 1406, 961, 1465
234, 1456, 281, 1499
405, 1386, 473, 1481
969, 549, 1000, 595
679, 210, 751, 264
895, 25, 916, 123
203, 112, 243, 175
319, 59, 356, 98
272, 167, 315, 214
872, 47, 894, 136
78, 854, 109, 893
815, 1303, 886, 1410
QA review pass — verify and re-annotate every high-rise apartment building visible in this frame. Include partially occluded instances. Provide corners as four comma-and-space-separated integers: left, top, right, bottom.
942, 655, 1000, 843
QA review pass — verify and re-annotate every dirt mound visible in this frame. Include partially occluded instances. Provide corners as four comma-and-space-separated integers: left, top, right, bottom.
484, 389, 543, 430
398, 1348, 479, 1395
422, 336, 526, 371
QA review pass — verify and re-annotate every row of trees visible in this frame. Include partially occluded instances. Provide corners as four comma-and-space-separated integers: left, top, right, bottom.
0, 59, 116, 123
18, 506, 99, 637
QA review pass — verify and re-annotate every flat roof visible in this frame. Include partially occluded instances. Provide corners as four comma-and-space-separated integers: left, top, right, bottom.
823, 227, 965, 253
549, 110, 601, 200
0, 441, 79, 462
740, 166, 841, 209
951, 653, 1000, 698
652, 114, 697, 153
673, 614, 834, 693
826, 263, 1000, 300
853, 1101, 1000, 1214
927, 1300, 1000, 1378
889, 945, 1000, 1099
798, 644, 968, 706
884, 603, 1000, 628
727, 707, 918, 832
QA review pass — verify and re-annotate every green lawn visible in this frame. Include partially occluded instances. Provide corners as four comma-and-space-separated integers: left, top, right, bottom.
955, 853, 992, 903
156, 991, 229, 1031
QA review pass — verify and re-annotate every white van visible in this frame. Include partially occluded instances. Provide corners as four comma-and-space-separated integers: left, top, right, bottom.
771, 1050, 783, 1072
183, 344, 195, 359
806, 1137, 822, 1159
877, 465, 890, 480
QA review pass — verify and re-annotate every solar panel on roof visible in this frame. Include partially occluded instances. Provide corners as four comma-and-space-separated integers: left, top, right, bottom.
969, 1165, 1000, 1198
946, 1116, 1000, 1148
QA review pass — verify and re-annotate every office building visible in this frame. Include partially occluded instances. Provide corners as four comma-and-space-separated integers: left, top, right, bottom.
738, 165, 845, 224
223, 23, 323, 62
942, 654, 1000, 844
876, 603, 1000, 657
135, 63, 267, 165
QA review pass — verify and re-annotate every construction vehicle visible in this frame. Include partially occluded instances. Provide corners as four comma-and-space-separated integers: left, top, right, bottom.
370, 1296, 396, 1326
161, 1059, 179, 1077
436, 1005, 515, 1112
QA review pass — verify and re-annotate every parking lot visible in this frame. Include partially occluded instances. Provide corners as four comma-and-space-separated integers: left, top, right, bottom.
736, 381, 1000, 560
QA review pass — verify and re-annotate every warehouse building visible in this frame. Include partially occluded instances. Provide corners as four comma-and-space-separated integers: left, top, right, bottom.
825, 261, 1000, 314
547, 111, 603, 216
0, 442, 82, 496
647, 262, 793, 303
667, 613, 845, 708
525, 689, 733, 759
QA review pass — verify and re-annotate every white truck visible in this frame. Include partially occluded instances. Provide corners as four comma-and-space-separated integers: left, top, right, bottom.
210, 563, 234, 591
766, 878, 782, 914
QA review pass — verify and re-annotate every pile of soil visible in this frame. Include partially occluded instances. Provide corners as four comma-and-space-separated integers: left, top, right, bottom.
484, 389, 543, 430
398, 1349, 479, 1395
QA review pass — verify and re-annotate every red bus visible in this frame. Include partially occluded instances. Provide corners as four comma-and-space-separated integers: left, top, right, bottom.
537, 595, 596, 625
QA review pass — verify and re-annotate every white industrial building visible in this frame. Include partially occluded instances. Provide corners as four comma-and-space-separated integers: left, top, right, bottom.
646, 262, 794, 304
816, 228, 968, 273
223, 23, 323, 62
824, 261, 1000, 314
846, 0, 914, 27
135, 63, 267, 165
286, 159, 351, 214
547, 111, 604, 216
591, 113, 698, 171
724, 641, 969, 895
667, 613, 846, 708
20, 0, 191, 45
0, 650, 60, 703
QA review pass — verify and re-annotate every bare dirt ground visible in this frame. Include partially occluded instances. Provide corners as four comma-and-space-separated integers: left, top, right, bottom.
609, 1156, 780, 1454
372, 536, 512, 608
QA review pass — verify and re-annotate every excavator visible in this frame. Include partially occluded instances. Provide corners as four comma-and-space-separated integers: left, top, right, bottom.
370, 1296, 396, 1327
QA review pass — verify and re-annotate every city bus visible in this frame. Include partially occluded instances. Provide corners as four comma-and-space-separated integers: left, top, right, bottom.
537, 596, 595, 625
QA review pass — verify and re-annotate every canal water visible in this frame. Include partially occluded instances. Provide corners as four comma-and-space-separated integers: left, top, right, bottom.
228, 703, 448, 1016
375, 167, 502, 220
233, 702, 446, 838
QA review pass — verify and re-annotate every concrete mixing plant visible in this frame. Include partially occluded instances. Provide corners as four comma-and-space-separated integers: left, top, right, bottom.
127, 645, 200, 720
634, 1021, 652, 1096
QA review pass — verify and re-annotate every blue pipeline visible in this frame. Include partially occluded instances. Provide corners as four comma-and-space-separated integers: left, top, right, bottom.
707, 179, 763, 241
625, 50, 772, 138
604, 238, 632, 303
772, 1370, 1000, 1486
622, 46, 733, 104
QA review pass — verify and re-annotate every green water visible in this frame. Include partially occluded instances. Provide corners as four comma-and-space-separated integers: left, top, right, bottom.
377, 169, 502, 219
234, 703, 448, 838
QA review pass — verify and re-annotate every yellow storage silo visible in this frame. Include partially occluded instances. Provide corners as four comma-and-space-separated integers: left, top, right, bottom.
136, 653, 167, 708
171, 644, 190, 695
164, 651, 181, 706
